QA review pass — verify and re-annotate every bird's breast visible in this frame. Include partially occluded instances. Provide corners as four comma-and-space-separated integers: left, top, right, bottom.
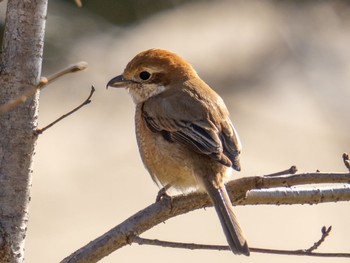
135, 104, 206, 193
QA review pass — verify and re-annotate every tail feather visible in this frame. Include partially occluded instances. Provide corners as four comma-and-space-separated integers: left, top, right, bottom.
203, 177, 249, 256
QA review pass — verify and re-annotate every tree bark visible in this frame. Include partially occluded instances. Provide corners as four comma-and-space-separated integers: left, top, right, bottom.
0, 0, 47, 262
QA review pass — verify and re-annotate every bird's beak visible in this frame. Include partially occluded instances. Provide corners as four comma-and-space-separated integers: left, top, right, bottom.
106, 74, 129, 89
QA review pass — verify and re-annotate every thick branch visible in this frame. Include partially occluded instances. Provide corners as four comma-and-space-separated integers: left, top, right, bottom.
245, 185, 350, 205
227, 172, 350, 201
61, 172, 350, 263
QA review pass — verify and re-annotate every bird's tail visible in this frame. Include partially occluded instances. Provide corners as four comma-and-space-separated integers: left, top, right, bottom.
202, 176, 250, 256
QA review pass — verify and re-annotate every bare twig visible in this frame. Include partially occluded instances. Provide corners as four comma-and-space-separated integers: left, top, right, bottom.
264, 165, 298, 177
0, 78, 47, 114
44, 62, 88, 83
61, 173, 350, 263
0, 62, 88, 114
132, 235, 350, 258
132, 236, 228, 251
343, 153, 350, 172
306, 226, 332, 252
35, 86, 95, 135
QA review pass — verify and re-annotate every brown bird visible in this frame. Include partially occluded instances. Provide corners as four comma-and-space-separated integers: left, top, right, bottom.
107, 49, 249, 256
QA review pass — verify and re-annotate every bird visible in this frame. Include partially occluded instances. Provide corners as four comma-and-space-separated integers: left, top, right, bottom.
107, 48, 249, 256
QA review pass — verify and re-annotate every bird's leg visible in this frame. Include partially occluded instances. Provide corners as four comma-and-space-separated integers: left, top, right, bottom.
156, 184, 171, 202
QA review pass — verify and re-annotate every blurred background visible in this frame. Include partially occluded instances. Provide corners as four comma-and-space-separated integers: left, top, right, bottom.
1, 0, 350, 262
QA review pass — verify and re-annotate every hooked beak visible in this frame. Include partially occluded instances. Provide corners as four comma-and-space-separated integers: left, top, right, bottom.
106, 74, 130, 89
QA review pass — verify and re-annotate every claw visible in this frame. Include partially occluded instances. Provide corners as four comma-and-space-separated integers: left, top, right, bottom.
156, 186, 170, 202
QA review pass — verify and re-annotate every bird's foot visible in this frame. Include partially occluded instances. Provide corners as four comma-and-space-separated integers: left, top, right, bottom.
156, 185, 171, 202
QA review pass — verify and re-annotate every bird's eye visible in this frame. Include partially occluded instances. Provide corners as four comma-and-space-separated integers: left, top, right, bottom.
139, 71, 151, 80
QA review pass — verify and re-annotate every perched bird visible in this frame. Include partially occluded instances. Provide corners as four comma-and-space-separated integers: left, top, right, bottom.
107, 49, 249, 256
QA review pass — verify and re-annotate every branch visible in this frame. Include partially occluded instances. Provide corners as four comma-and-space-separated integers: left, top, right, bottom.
61, 171, 350, 263
306, 226, 332, 252
263, 165, 298, 176
227, 171, 350, 202
35, 86, 95, 135
0, 62, 87, 114
244, 184, 350, 205
132, 227, 350, 258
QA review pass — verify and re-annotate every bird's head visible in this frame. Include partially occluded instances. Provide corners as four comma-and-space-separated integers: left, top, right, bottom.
107, 49, 198, 103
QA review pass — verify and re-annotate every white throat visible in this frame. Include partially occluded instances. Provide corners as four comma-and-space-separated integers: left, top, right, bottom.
128, 84, 167, 104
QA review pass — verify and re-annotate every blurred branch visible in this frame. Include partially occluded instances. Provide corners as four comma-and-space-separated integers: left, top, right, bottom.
74, 0, 82, 7
35, 86, 95, 135
61, 168, 350, 263
0, 78, 47, 114
0, 62, 88, 114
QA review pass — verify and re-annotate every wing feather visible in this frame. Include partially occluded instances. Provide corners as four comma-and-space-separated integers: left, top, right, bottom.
141, 81, 241, 170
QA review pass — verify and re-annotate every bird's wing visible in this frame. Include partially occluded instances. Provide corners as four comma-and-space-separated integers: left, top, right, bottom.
141, 83, 241, 170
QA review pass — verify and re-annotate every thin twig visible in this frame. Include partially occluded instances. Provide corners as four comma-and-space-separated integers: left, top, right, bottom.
0, 78, 47, 114
306, 226, 332, 252
0, 62, 88, 114
343, 153, 350, 172
250, 247, 349, 257
35, 86, 95, 135
264, 165, 298, 177
132, 236, 350, 258
44, 62, 88, 83
132, 236, 228, 251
